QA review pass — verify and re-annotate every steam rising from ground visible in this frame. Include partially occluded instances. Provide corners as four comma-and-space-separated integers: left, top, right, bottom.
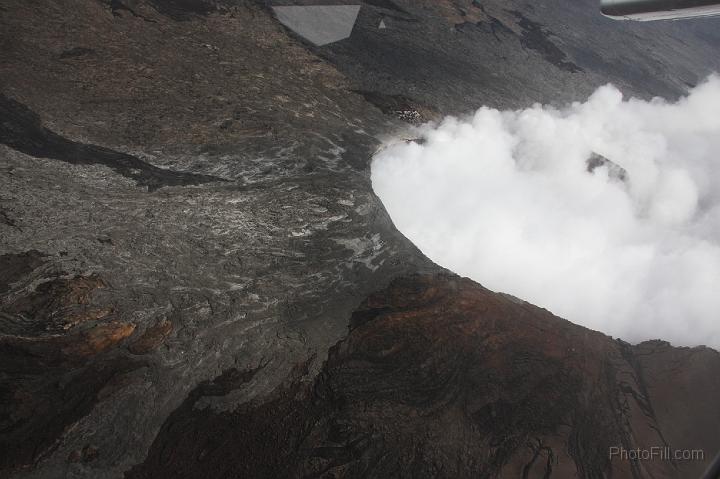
372, 76, 720, 348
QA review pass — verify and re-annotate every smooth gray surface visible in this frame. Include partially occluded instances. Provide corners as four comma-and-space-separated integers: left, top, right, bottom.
601, 0, 720, 20
272, 5, 361, 46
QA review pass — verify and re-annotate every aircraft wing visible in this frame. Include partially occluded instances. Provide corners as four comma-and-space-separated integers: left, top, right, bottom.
601, 0, 720, 19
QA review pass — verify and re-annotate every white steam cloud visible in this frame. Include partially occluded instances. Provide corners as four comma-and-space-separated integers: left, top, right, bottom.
372, 76, 720, 349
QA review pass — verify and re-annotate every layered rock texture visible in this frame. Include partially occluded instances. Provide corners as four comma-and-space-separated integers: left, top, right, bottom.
1, 1, 719, 478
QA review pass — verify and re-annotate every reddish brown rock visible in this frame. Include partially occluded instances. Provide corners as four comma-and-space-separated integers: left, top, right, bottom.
63, 321, 137, 357
1, 274, 112, 335
0, 273, 141, 473
128, 319, 173, 355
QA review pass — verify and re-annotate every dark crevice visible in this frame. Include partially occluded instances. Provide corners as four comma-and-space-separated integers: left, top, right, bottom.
110, 0, 222, 23
147, 0, 216, 20
349, 306, 392, 330
510, 11, 582, 74
617, 341, 657, 420
110, 0, 159, 22
0, 210, 16, 228
0, 250, 46, 294
521, 440, 543, 479
617, 340, 675, 461
362, 0, 408, 15
0, 94, 224, 191
488, 17, 514, 42
521, 439, 555, 479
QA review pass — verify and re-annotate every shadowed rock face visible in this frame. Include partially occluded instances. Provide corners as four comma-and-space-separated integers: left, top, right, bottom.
587, 152, 628, 183
1, 0, 720, 478
128, 275, 720, 479
0, 272, 142, 472
0, 251, 46, 294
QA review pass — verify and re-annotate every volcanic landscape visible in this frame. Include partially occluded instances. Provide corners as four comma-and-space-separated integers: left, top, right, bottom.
1, 1, 719, 478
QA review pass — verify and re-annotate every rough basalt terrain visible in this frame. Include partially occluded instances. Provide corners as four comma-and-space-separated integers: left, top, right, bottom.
1, 1, 719, 478
128, 274, 720, 479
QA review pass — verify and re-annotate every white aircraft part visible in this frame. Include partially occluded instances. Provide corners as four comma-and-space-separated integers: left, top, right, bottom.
272, 5, 361, 46
601, 0, 720, 20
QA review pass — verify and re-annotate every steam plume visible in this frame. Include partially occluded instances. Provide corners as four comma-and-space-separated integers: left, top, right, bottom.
372, 76, 720, 348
